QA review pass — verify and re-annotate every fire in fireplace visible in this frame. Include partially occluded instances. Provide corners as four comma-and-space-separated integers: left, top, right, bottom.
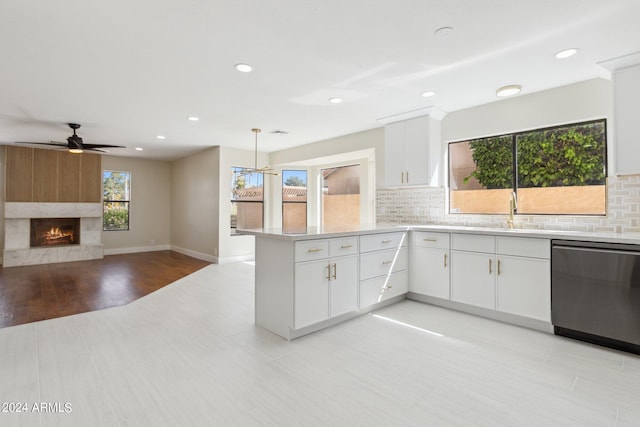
30, 218, 81, 247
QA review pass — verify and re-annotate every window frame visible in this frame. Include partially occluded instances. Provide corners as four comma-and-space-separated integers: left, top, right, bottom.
102, 170, 131, 231
282, 169, 308, 231
230, 166, 264, 234
448, 118, 607, 216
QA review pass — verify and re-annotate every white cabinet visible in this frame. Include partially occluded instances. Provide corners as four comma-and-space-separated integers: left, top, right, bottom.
495, 237, 550, 322
294, 237, 359, 329
450, 234, 550, 321
613, 64, 640, 175
410, 231, 450, 299
384, 115, 441, 187
359, 232, 409, 308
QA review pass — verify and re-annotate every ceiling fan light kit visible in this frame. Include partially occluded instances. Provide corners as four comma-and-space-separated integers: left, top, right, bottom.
15, 123, 126, 154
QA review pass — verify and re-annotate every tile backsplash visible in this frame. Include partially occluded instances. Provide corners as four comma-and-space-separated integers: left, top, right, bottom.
376, 176, 640, 233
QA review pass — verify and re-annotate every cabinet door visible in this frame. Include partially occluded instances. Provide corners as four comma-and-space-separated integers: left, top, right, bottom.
614, 64, 640, 175
384, 121, 406, 187
403, 116, 430, 185
496, 256, 550, 321
329, 255, 359, 317
450, 251, 495, 309
294, 260, 330, 329
410, 247, 450, 299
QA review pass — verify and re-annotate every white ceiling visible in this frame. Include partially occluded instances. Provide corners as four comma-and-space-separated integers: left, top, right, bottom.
1, 0, 639, 160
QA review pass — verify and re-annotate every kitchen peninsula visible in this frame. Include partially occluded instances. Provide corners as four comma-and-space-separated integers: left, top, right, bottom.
241, 224, 640, 343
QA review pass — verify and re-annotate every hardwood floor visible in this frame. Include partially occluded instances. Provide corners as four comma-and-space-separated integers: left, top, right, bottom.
0, 251, 210, 328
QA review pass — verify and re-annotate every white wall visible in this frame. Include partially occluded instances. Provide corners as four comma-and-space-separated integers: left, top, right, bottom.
102, 155, 172, 254
170, 147, 220, 262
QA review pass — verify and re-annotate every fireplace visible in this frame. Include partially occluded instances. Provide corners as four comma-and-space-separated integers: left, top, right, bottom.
30, 218, 81, 247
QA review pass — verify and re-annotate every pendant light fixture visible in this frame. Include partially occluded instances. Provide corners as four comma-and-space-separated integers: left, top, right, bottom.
238, 128, 278, 176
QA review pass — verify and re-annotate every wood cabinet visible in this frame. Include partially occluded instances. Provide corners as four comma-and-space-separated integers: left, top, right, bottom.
410, 231, 450, 299
384, 115, 441, 187
450, 234, 550, 321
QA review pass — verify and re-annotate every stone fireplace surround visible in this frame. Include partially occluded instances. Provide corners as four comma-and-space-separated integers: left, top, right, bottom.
3, 202, 103, 267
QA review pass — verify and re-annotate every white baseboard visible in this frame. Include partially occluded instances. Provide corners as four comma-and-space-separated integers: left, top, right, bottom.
170, 245, 218, 263
104, 244, 171, 256
217, 254, 254, 264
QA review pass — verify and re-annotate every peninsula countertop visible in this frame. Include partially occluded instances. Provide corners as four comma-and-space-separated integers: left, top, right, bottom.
238, 223, 640, 245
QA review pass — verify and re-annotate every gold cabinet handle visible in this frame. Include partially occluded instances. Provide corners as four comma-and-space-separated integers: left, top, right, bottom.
423, 238, 437, 242
489, 258, 492, 274
332, 263, 337, 280
382, 260, 393, 265
340, 244, 353, 249
444, 253, 447, 268
497, 259, 501, 276
308, 248, 323, 253
326, 263, 331, 280
382, 240, 392, 244
383, 285, 393, 290
406, 171, 409, 183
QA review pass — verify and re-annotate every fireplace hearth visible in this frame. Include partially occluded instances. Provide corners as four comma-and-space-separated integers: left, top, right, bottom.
30, 218, 81, 247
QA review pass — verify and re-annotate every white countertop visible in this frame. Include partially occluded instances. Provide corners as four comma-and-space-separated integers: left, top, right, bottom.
238, 223, 640, 245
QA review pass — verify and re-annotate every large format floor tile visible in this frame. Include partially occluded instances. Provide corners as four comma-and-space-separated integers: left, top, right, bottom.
0, 261, 638, 426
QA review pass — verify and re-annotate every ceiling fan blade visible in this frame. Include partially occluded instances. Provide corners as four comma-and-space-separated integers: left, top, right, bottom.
82, 143, 126, 149
15, 141, 67, 147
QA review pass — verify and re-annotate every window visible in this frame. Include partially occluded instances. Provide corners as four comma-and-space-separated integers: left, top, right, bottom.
231, 167, 263, 233
321, 164, 360, 227
282, 170, 307, 232
103, 170, 131, 231
449, 119, 606, 215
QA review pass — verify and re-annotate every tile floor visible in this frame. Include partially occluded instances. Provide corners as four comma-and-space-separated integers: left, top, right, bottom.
1, 261, 639, 426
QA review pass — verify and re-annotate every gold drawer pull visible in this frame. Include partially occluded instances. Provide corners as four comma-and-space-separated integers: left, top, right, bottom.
382, 260, 393, 265
382, 240, 392, 244
444, 253, 447, 268
423, 238, 437, 242
384, 285, 393, 290
489, 258, 492, 274
497, 259, 501, 275
307, 248, 323, 253
340, 244, 353, 249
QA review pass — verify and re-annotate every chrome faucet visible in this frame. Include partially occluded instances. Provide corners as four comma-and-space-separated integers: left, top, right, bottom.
507, 191, 517, 229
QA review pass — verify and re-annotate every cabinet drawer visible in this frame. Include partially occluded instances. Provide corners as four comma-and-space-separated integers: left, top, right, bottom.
413, 231, 450, 249
329, 237, 359, 257
360, 247, 408, 281
360, 232, 407, 253
295, 240, 329, 262
496, 237, 550, 259
451, 234, 495, 253
360, 270, 408, 308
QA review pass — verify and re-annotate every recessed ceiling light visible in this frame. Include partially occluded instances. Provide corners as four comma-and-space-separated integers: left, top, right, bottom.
235, 63, 253, 73
496, 85, 522, 97
328, 97, 343, 104
187, 116, 199, 121
135, 147, 143, 151
421, 91, 436, 97
156, 135, 166, 140
555, 48, 579, 59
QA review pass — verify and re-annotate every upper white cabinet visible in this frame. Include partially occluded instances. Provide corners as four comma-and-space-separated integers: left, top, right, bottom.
613, 64, 640, 175
384, 113, 443, 187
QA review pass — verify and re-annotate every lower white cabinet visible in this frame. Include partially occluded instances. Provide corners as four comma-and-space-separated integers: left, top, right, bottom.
450, 234, 551, 321
450, 250, 495, 309
360, 270, 408, 307
294, 249, 358, 329
496, 255, 550, 321
410, 232, 450, 299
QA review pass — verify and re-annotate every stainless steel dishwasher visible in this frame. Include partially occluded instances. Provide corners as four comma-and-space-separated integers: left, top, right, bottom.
552, 240, 640, 354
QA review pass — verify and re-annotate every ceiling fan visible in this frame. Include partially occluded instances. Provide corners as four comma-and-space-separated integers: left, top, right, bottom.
15, 123, 126, 154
